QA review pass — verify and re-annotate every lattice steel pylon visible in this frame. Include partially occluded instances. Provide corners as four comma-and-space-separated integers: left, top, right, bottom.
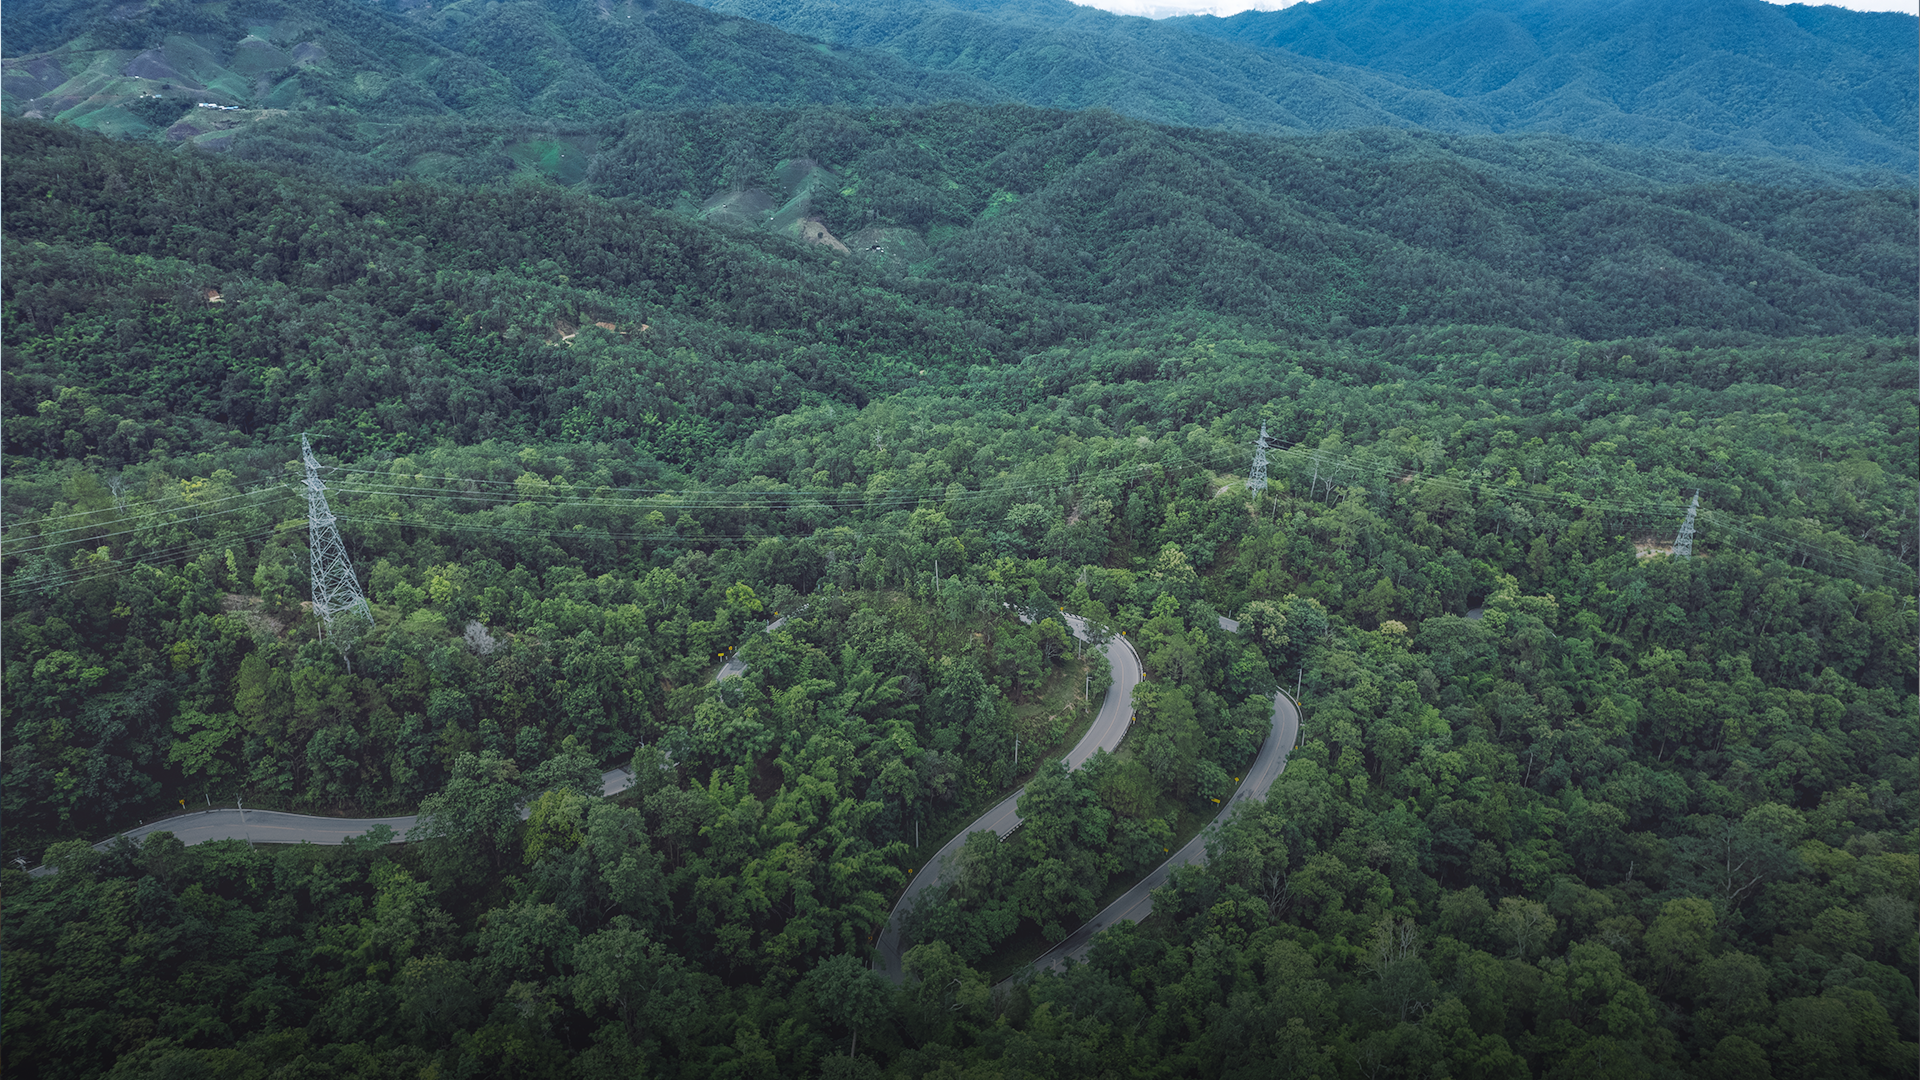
1247, 423, 1271, 495
302, 436, 373, 642
1673, 490, 1701, 559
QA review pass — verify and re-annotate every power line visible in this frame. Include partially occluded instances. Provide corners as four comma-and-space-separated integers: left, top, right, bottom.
0, 523, 292, 599
0, 486, 292, 560
1, 482, 287, 534
1702, 513, 1908, 580
1250, 433, 1913, 578
4, 432, 1909, 603
334, 439, 1912, 581
322, 449, 1248, 511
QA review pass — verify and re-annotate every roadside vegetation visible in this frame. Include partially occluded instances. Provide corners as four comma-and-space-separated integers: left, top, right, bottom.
2, 35, 1915, 1077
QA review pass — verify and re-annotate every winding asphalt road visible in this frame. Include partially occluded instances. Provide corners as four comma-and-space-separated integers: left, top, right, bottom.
32, 604, 1303, 995
876, 614, 1144, 981
26, 768, 641, 876
25, 612, 801, 875
1021, 687, 1299, 979
1006, 613, 1526, 977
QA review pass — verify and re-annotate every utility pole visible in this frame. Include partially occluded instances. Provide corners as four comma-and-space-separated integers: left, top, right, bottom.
302, 435, 373, 653
1673, 491, 1700, 558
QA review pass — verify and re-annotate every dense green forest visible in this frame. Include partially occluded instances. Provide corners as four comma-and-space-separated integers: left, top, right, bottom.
1171, 0, 1920, 173
3, 112, 1912, 473
690, 0, 1918, 176
2, 3, 1917, 1071
1, 0, 1007, 134
6, 0, 1914, 179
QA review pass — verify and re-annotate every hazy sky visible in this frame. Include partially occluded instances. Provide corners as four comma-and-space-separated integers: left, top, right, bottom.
1078, 0, 1917, 16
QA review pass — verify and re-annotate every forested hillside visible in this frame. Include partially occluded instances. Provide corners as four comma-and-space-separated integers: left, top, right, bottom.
690, 0, 1918, 176
5, 112, 1913, 466
4, 85, 1917, 1076
3, 0, 1917, 1070
1, 0, 1003, 139
7, 0, 1914, 181
1174, 0, 1920, 175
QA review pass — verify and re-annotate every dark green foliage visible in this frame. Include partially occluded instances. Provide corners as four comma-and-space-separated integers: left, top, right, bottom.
11, 0, 1914, 183
1175, 0, 1918, 174
3, 115, 1912, 481
698, 0, 1917, 176
0, 0, 1003, 140
1, 14, 1915, 1074
593, 104, 1912, 339
6, 304, 1913, 1073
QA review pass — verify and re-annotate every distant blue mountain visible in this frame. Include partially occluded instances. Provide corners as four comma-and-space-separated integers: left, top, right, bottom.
692, 0, 1916, 174
1172, 0, 1917, 173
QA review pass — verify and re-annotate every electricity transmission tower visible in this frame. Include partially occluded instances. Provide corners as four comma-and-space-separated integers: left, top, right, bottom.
1672, 491, 1700, 558
1247, 423, 1270, 495
302, 435, 373, 646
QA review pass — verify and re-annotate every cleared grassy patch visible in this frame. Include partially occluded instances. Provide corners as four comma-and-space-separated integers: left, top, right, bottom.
505, 134, 598, 186
1008, 653, 1098, 760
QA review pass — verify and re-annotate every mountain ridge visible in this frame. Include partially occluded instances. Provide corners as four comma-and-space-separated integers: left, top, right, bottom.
5, 0, 1913, 178
691, 0, 1918, 174
1172, 0, 1917, 170
0, 0, 1009, 142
